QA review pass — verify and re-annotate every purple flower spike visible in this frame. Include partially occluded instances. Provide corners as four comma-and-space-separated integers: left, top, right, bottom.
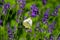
42, 0, 47, 5
48, 28, 53, 34
56, 5, 60, 9
16, 18, 20, 23
18, 0, 26, 9
31, 4, 39, 17
8, 29, 13, 40
31, 12, 36, 17
42, 18, 47, 24
20, 4, 25, 8
42, 9, 50, 24
52, 9, 58, 16
17, 9, 23, 15
2, 9, 7, 15
48, 21, 56, 29
0, 19, 2, 25
49, 34, 54, 40
44, 9, 50, 18
4, 3, 10, 9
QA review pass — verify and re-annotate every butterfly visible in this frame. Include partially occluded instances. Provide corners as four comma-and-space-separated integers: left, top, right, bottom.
23, 17, 32, 29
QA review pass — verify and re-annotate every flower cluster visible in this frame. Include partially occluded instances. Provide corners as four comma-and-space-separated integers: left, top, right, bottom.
7, 23, 14, 40
17, 0, 26, 9
42, 9, 49, 24
48, 21, 56, 34
42, 0, 47, 5
0, 19, 2, 26
3, 3, 10, 14
30, 4, 39, 17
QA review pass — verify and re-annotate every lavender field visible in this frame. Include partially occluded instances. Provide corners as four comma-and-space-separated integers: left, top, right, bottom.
0, 0, 60, 40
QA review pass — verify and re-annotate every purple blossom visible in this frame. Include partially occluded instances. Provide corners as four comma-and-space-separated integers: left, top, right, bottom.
44, 8, 50, 18
48, 21, 56, 34
31, 4, 38, 12
7, 23, 14, 40
42, 9, 50, 24
2, 9, 7, 15
48, 28, 53, 34
42, 18, 47, 24
49, 34, 54, 40
48, 21, 56, 29
56, 5, 60, 9
18, 0, 26, 9
52, 8, 58, 16
17, 9, 23, 15
30, 4, 38, 17
4, 3, 10, 9
20, 3, 26, 8
51, 5, 60, 16
8, 29, 14, 40
42, 0, 47, 5
0, 19, 2, 25
31, 12, 36, 17
16, 18, 20, 23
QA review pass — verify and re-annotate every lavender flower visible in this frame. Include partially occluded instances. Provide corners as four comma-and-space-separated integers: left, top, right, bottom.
48, 28, 53, 34
16, 18, 20, 23
2, 9, 7, 15
48, 21, 56, 29
0, 19, 2, 25
8, 29, 14, 40
48, 21, 56, 34
17, 0, 26, 9
42, 0, 47, 5
52, 8, 58, 16
17, 9, 23, 15
31, 4, 38, 11
44, 8, 49, 18
31, 12, 36, 17
56, 5, 60, 9
51, 5, 60, 16
42, 18, 47, 24
49, 34, 54, 40
30, 4, 39, 17
7, 23, 14, 40
42, 8, 50, 24
4, 3, 10, 9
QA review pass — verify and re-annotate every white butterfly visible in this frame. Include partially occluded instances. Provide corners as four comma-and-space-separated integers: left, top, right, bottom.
23, 17, 32, 29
